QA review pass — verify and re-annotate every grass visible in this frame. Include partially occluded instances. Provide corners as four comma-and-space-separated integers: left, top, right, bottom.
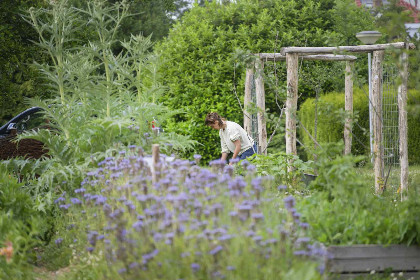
356, 164, 420, 194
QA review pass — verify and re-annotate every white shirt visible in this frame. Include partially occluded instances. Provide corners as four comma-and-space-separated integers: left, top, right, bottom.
219, 121, 254, 155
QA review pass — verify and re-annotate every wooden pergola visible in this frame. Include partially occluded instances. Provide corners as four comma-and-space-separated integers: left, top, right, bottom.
244, 42, 414, 195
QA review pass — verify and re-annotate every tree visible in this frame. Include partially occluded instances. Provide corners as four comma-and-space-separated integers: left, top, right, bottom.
0, 0, 47, 123
69, 0, 191, 41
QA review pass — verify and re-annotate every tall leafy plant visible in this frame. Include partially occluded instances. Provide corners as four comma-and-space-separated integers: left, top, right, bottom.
5, 0, 195, 211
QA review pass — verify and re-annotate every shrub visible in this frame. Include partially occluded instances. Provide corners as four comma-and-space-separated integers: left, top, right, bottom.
298, 88, 420, 164
296, 143, 420, 246
0, 166, 46, 279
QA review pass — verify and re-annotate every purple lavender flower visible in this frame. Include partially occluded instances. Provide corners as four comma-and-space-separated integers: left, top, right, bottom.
284, 195, 296, 210
74, 187, 86, 195
240, 160, 249, 167
247, 164, 256, 172
227, 266, 235, 271
54, 197, 65, 204
293, 250, 309, 256
142, 249, 159, 262
209, 245, 223, 256
218, 234, 234, 241
252, 236, 263, 243
251, 213, 264, 221
95, 195, 107, 205
59, 204, 71, 210
129, 262, 139, 269
292, 211, 301, 222
296, 237, 311, 247
229, 158, 239, 164
70, 198, 82, 205
133, 221, 144, 231
55, 238, 63, 246
277, 185, 287, 191
299, 222, 310, 230
191, 263, 200, 273
86, 247, 94, 253
118, 268, 127, 274
193, 154, 202, 163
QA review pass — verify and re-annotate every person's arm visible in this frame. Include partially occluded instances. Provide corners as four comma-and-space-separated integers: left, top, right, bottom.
230, 139, 241, 164
220, 134, 229, 162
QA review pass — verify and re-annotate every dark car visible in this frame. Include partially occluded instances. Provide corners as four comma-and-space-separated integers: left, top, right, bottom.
0, 107, 45, 139
0, 107, 48, 160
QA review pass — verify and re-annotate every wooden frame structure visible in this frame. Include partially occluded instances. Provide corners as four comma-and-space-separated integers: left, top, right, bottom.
244, 42, 414, 195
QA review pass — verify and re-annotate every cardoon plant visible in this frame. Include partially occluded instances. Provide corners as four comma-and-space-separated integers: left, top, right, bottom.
8, 0, 195, 210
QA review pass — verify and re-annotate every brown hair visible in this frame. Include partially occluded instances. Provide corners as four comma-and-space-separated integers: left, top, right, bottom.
205, 112, 224, 126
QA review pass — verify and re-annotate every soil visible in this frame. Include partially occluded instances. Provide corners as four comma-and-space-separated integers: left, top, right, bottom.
0, 135, 48, 160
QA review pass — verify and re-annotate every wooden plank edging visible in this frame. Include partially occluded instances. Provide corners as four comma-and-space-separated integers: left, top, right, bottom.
326, 245, 420, 275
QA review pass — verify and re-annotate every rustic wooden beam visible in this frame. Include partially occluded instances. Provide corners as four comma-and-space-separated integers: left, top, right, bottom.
285, 53, 298, 158
344, 61, 354, 156
280, 42, 415, 55
244, 67, 253, 136
255, 60, 267, 155
398, 51, 409, 199
372, 50, 384, 194
258, 53, 357, 61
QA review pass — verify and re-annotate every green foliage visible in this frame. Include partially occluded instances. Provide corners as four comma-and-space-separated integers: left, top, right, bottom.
298, 88, 420, 164
155, 0, 375, 163
0, 166, 46, 279
298, 87, 370, 159
245, 152, 313, 188
0, 0, 49, 124
407, 99, 420, 164
308, 142, 366, 194
4, 0, 196, 212
296, 144, 420, 246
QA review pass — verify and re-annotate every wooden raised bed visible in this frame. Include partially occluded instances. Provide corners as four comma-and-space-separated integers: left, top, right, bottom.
326, 245, 420, 279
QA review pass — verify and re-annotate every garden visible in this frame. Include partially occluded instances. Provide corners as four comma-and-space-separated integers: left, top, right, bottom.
0, 0, 419, 279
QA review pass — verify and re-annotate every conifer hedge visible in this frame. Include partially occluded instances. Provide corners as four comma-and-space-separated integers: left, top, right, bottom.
298, 88, 420, 164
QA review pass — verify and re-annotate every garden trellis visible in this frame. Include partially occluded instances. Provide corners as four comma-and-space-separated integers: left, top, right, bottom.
243, 42, 415, 196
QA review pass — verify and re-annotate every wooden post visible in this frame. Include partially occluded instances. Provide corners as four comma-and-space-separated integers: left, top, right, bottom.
255, 59, 267, 155
286, 53, 298, 157
344, 61, 354, 155
244, 67, 253, 136
398, 51, 409, 198
152, 144, 160, 184
372, 50, 384, 194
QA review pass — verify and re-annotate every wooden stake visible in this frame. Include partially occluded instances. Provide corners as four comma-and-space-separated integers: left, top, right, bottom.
286, 53, 298, 157
244, 67, 253, 136
398, 51, 409, 199
255, 59, 267, 155
344, 61, 354, 155
152, 144, 160, 184
372, 50, 384, 194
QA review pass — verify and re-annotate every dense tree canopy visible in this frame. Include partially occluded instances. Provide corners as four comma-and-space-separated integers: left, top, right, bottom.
0, 0, 47, 123
0, 0, 191, 123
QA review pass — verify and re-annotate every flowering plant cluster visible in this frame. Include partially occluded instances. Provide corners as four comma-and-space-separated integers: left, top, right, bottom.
55, 146, 326, 279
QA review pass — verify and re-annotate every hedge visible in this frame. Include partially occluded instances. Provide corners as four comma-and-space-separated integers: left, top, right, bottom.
155, 0, 375, 164
298, 88, 420, 164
